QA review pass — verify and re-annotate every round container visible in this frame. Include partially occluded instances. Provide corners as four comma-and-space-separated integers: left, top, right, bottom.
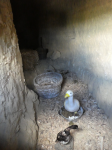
58, 106, 84, 122
33, 72, 63, 99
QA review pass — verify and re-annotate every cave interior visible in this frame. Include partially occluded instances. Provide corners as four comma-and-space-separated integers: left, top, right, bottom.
9, 0, 112, 149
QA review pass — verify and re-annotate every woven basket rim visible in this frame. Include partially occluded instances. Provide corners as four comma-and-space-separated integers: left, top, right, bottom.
33, 72, 63, 88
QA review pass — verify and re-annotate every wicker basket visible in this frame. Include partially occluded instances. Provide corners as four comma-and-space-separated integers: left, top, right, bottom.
33, 72, 63, 99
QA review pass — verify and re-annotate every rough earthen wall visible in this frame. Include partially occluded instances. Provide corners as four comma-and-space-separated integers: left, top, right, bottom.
0, 1, 39, 149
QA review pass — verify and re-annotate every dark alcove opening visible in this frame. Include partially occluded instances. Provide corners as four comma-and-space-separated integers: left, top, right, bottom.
10, 0, 41, 50
10, 0, 67, 52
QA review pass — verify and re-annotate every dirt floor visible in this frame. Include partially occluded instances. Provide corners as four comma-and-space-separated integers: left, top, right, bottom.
23, 56, 112, 150
35, 71, 112, 150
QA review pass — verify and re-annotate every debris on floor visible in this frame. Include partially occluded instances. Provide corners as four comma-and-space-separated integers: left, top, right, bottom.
37, 71, 112, 150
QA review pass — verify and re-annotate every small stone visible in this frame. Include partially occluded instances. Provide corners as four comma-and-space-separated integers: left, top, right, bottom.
69, 121, 74, 126
51, 51, 61, 60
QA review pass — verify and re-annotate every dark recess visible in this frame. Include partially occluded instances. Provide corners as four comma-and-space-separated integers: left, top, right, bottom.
10, 0, 67, 50
10, 0, 44, 49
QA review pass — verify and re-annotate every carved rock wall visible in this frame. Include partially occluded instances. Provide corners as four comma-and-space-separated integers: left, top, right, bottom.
0, 1, 39, 149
